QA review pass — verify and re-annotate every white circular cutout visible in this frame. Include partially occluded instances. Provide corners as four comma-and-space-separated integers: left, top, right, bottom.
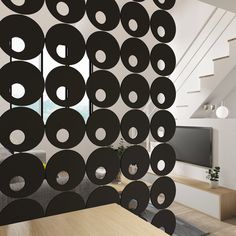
95, 128, 106, 141
95, 11, 106, 25
158, 60, 165, 71
12, 83, 25, 99
129, 91, 138, 103
56, 171, 69, 185
56, 44, 66, 58
157, 160, 165, 171
157, 193, 165, 205
56, 2, 70, 16
95, 167, 106, 179
128, 199, 138, 210
129, 127, 138, 139
10, 130, 25, 145
10, 176, 25, 192
157, 93, 165, 104
159, 0, 166, 4
157, 26, 165, 37
12, 37, 25, 53
95, 89, 106, 102
11, 0, 25, 6
95, 50, 106, 63
129, 19, 138, 31
56, 86, 66, 101
157, 126, 165, 138
129, 55, 138, 67
56, 129, 70, 143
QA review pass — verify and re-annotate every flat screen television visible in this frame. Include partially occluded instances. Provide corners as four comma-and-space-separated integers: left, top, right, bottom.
169, 126, 213, 168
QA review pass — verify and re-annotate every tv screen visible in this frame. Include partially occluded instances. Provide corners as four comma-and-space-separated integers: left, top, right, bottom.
169, 126, 213, 168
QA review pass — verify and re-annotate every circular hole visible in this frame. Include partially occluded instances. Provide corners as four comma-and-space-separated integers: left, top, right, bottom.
157, 26, 166, 38
129, 127, 138, 139
56, 129, 70, 143
56, 44, 66, 58
95, 128, 106, 141
56, 2, 70, 16
128, 199, 138, 210
56, 171, 69, 185
10, 130, 25, 145
157, 127, 165, 138
12, 37, 25, 53
95, 11, 107, 25
95, 89, 106, 102
56, 86, 66, 101
157, 193, 165, 205
129, 164, 138, 175
159, 0, 165, 4
129, 55, 138, 67
129, 19, 138, 32
128, 91, 138, 104
157, 93, 166, 104
157, 60, 165, 71
11, 0, 25, 6
95, 50, 106, 63
12, 83, 25, 99
157, 160, 165, 171
95, 167, 107, 180
10, 176, 25, 192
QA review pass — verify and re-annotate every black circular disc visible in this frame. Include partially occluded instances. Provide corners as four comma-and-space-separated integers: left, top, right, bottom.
151, 210, 176, 235
0, 61, 44, 106
150, 177, 176, 209
153, 0, 176, 10
46, 66, 85, 107
151, 10, 176, 43
86, 70, 120, 108
46, 150, 85, 191
86, 31, 120, 69
46, 0, 85, 23
0, 199, 44, 226
86, 186, 120, 208
121, 2, 149, 37
150, 110, 176, 142
121, 146, 149, 180
45, 24, 85, 65
0, 153, 45, 198
86, 109, 120, 146
151, 144, 176, 176
121, 38, 149, 73
2, 0, 44, 14
46, 108, 85, 149
46, 192, 85, 216
121, 181, 149, 215
0, 15, 44, 60
86, 0, 120, 31
150, 77, 176, 109
121, 74, 149, 108
121, 110, 149, 144
0, 107, 44, 152
150, 44, 176, 76
86, 148, 120, 185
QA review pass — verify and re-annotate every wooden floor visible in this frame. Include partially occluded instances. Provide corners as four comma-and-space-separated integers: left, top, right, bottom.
169, 201, 236, 235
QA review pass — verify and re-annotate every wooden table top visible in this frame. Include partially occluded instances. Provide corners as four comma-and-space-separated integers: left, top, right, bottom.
0, 204, 167, 236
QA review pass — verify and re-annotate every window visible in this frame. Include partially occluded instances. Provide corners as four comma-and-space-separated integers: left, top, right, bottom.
11, 38, 91, 122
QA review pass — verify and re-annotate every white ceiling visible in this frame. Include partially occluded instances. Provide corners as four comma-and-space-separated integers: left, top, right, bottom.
199, 0, 236, 13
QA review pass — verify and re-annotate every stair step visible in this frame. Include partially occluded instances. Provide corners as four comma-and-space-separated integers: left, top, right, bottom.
187, 90, 200, 94
228, 37, 236, 42
176, 105, 188, 108
213, 55, 230, 61
199, 73, 214, 79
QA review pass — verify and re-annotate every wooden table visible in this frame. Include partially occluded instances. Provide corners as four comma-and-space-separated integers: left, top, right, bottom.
0, 204, 167, 236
